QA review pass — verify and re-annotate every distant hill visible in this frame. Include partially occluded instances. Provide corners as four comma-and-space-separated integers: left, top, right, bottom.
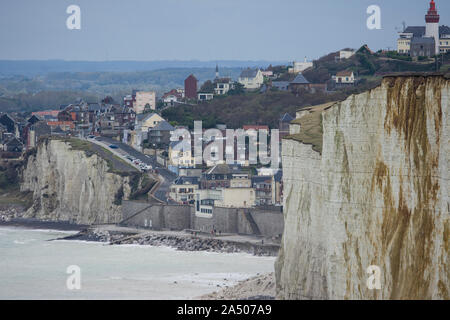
0, 60, 288, 77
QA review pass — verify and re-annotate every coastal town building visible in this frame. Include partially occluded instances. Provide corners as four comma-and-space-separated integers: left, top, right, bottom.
279, 113, 294, 139
288, 58, 313, 74
148, 121, 174, 148
271, 81, 290, 91
136, 113, 164, 133
289, 73, 310, 93
238, 68, 264, 89
334, 71, 355, 85
184, 74, 198, 100
197, 92, 214, 101
169, 176, 199, 204
169, 139, 196, 168
162, 89, 183, 106
214, 78, 234, 95
337, 49, 355, 60
397, 1, 450, 55
133, 91, 156, 114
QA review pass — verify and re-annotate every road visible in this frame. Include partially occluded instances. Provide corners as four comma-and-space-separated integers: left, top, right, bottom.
93, 136, 177, 203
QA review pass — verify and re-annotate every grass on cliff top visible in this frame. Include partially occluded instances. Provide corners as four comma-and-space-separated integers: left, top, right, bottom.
285, 102, 337, 154
49, 137, 139, 176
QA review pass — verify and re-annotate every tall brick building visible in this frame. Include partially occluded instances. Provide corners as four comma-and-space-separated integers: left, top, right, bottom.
184, 74, 198, 99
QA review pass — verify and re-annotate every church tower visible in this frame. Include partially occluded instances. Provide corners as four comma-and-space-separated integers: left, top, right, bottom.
215, 64, 219, 79
425, 0, 440, 55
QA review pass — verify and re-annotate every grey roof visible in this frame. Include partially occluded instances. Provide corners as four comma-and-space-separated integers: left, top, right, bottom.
137, 112, 157, 122
403, 26, 425, 37
440, 25, 450, 36
204, 164, 245, 175
204, 164, 231, 175
411, 37, 435, 45
174, 176, 199, 185
151, 120, 174, 132
290, 73, 310, 84
239, 68, 259, 79
251, 176, 272, 184
274, 170, 282, 182
272, 81, 290, 88
169, 139, 191, 150
5, 137, 23, 147
280, 113, 294, 122
88, 103, 101, 112
403, 25, 450, 37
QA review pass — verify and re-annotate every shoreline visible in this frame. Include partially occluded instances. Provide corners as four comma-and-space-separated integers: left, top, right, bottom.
0, 218, 89, 232
63, 227, 280, 257
0, 218, 280, 257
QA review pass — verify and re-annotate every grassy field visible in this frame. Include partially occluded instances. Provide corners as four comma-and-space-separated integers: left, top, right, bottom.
285, 102, 337, 154
53, 137, 139, 176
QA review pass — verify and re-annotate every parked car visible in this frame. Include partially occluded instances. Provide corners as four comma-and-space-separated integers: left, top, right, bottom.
109, 144, 118, 149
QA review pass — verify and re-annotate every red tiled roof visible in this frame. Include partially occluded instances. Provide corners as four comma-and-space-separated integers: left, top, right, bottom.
336, 71, 353, 77
243, 125, 269, 131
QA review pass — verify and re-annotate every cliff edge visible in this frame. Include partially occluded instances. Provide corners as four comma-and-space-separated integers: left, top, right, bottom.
276, 74, 449, 299
20, 138, 143, 225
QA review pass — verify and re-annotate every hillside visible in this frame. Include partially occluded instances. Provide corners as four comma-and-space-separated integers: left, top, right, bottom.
162, 90, 351, 129
303, 46, 450, 84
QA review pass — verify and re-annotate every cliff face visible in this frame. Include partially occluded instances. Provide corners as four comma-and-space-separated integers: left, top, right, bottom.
276, 75, 449, 300
21, 139, 138, 225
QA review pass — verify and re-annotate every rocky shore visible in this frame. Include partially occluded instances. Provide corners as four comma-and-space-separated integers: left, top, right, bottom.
0, 207, 87, 231
199, 273, 276, 300
63, 227, 280, 256
0, 204, 24, 222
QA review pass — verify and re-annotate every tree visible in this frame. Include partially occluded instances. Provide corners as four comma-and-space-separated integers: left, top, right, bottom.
228, 82, 245, 95
200, 80, 215, 93
143, 103, 154, 114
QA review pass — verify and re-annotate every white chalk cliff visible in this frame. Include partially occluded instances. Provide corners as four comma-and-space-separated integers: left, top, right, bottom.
276, 74, 449, 299
21, 139, 138, 225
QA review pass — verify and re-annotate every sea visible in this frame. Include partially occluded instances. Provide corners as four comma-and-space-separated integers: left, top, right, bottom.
0, 226, 275, 299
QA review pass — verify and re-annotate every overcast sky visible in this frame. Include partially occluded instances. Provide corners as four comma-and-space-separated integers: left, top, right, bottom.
1, 0, 449, 61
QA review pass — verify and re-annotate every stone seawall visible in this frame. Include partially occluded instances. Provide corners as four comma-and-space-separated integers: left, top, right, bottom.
121, 201, 284, 239
120, 200, 191, 230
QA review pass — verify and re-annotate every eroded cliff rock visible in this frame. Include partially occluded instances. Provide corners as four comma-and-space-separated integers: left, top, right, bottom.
276, 74, 449, 300
21, 138, 141, 225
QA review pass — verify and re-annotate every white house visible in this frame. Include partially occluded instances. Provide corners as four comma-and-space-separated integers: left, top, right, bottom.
214, 78, 234, 95
162, 89, 183, 106
288, 58, 313, 73
339, 50, 355, 60
135, 112, 165, 133
238, 68, 264, 89
335, 71, 355, 84
198, 92, 214, 101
